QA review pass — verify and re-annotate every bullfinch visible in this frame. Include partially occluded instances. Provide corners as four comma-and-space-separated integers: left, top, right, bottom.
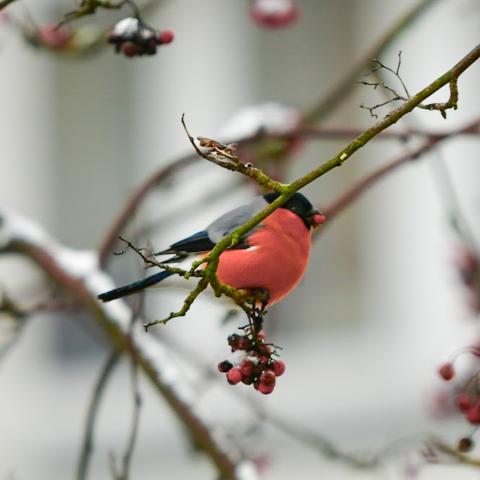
97, 192, 325, 305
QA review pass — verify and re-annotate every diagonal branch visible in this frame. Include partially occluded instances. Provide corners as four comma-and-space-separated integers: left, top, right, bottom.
76, 350, 121, 480
0, 0, 16, 10
175, 44, 480, 319
303, 0, 440, 124
320, 117, 480, 223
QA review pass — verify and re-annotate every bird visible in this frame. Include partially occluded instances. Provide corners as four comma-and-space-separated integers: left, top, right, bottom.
97, 192, 325, 305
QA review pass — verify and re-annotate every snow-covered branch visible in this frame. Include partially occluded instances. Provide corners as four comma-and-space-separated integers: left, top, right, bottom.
0, 208, 258, 480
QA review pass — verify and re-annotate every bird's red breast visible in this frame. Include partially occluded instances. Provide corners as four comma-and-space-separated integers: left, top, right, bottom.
215, 208, 312, 305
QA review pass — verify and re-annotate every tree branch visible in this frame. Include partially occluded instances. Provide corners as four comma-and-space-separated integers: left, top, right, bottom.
321, 117, 480, 222
0, 211, 258, 480
76, 350, 121, 480
169, 44, 480, 321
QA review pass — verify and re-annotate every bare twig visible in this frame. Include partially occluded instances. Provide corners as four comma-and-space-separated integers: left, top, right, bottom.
360, 53, 459, 119
110, 359, 142, 480
303, 0, 440, 124
58, 0, 139, 27
0, 294, 28, 363
76, 350, 121, 480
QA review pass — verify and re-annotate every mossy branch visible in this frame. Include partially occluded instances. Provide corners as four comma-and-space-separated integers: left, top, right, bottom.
0, 0, 16, 11
151, 43, 480, 326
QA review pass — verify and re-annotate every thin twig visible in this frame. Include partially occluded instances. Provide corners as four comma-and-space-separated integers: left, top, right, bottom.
76, 350, 121, 480
121, 362, 141, 479
181, 115, 284, 193
428, 435, 480, 467
303, 0, 440, 124
58, 0, 139, 27
360, 54, 459, 119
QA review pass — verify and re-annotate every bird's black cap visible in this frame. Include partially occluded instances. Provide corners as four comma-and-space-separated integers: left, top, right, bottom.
263, 192, 318, 229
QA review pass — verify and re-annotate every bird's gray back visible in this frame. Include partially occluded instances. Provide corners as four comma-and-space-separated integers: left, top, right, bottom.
207, 196, 268, 242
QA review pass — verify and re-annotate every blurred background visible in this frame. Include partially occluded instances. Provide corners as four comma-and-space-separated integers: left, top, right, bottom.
1, 0, 480, 478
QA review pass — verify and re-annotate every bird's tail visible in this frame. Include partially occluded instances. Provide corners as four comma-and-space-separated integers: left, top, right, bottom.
97, 270, 174, 302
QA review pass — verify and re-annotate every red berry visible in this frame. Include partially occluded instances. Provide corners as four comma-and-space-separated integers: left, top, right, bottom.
259, 370, 276, 387
466, 404, 480, 424
226, 368, 242, 385
270, 360, 286, 377
258, 383, 275, 395
438, 362, 455, 381
217, 360, 233, 373
456, 393, 472, 412
239, 359, 254, 377
250, 0, 299, 29
121, 42, 140, 57
157, 30, 175, 44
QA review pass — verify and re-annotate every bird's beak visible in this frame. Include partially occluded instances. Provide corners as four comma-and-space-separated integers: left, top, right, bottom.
308, 209, 327, 229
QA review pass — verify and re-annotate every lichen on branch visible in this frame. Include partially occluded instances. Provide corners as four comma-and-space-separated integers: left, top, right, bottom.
152, 43, 480, 327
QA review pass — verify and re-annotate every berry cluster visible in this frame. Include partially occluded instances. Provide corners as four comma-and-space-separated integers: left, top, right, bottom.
250, 0, 299, 29
108, 17, 174, 58
438, 351, 480, 428
218, 330, 285, 395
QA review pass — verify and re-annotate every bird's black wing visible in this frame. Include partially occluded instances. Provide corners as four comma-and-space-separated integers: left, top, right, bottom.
156, 229, 250, 257
156, 196, 269, 257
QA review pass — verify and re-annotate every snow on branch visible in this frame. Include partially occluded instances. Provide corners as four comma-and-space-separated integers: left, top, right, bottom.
0, 208, 258, 480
